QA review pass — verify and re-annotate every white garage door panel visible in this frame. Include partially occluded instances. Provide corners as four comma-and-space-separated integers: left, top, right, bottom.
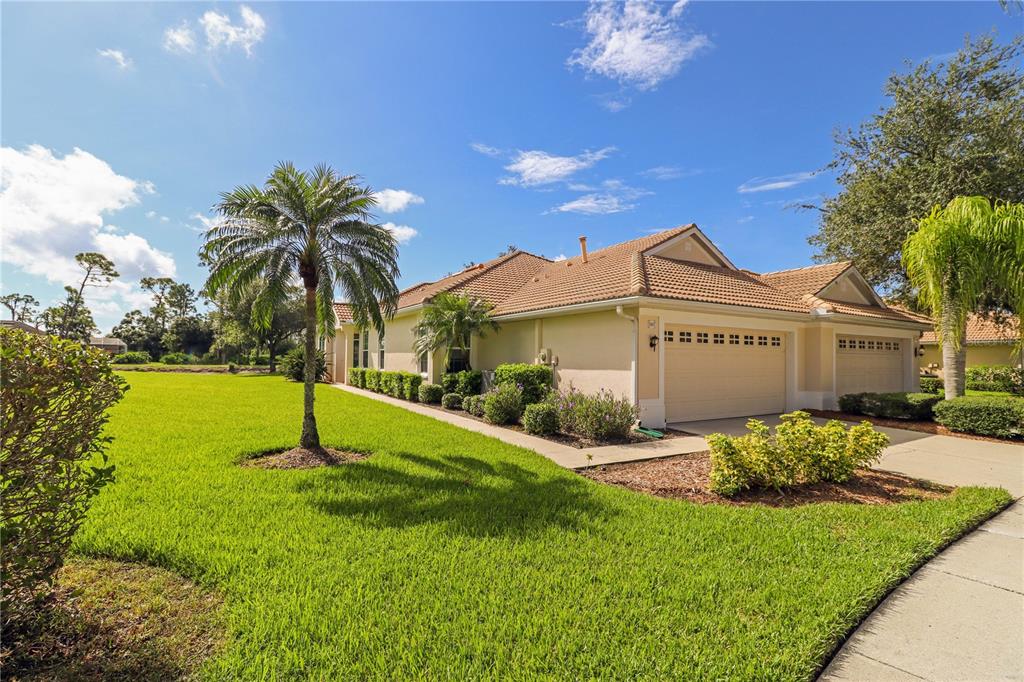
664, 326, 786, 422
836, 336, 903, 396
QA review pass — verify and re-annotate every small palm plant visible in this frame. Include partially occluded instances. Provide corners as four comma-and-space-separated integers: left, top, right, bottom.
903, 196, 1024, 399
412, 292, 499, 372
202, 162, 399, 452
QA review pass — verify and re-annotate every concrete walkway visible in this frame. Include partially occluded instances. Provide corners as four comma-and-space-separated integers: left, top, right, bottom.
675, 414, 1024, 682
330, 383, 707, 469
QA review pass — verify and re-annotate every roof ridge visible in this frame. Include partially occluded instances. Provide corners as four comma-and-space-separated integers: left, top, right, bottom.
760, 260, 851, 277
572, 224, 693, 262
447, 250, 545, 296
630, 253, 649, 294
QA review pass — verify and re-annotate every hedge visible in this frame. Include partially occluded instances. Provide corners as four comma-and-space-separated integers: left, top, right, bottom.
493, 363, 553, 405
966, 365, 1024, 395
418, 383, 443, 404
364, 369, 381, 392
522, 402, 559, 435
919, 376, 943, 394
441, 370, 482, 397
441, 392, 463, 410
483, 383, 523, 425
348, 367, 366, 388
838, 392, 941, 420
112, 350, 151, 364
933, 396, 1024, 439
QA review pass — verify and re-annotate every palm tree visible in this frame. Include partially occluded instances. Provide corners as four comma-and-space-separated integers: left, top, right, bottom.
202, 163, 399, 452
903, 196, 1024, 399
412, 292, 499, 372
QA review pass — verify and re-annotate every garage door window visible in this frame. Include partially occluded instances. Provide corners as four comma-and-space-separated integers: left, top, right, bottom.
697, 332, 708, 344
664, 330, 674, 342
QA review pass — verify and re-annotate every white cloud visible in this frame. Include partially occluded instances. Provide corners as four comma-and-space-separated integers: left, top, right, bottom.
145, 210, 170, 223
98, 48, 132, 70
164, 5, 265, 57
163, 22, 196, 54
501, 147, 615, 186
568, 0, 709, 91
470, 142, 503, 158
200, 5, 266, 56
375, 189, 425, 214
737, 215, 754, 224
640, 165, 703, 180
737, 171, 816, 193
553, 253, 568, 262
550, 194, 634, 215
600, 95, 632, 112
381, 222, 418, 244
0, 144, 176, 324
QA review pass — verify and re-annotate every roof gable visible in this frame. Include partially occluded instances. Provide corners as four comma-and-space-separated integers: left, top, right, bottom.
643, 226, 735, 269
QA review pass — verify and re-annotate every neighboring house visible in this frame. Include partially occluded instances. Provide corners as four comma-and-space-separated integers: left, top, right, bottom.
0, 320, 44, 335
89, 336, 128, 355
325, 225, 930, 427
919, 314, 1022, 372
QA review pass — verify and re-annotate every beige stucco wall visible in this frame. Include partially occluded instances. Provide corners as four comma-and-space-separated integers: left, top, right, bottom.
920, 343, 1021, 371
652, 235, 720, 266
533, 309, 634, 400
798, 325, 835, 393
379, 314, 420, 374
637, 313, 660, 400
475, 319, 538, 369
818, 273, 874, 306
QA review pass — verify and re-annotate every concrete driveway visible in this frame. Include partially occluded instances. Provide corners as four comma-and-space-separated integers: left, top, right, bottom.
672, 414, 1024, 681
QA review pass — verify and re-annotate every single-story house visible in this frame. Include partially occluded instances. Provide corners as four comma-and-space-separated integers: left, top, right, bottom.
325, 225, 931, 427
1, 320, 44, 335
919, 314, 1022, 372
89, 336, 128, 355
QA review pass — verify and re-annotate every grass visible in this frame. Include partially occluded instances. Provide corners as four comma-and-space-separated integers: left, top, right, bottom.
73, 372, 1010, 680
965, 389, 1019, 398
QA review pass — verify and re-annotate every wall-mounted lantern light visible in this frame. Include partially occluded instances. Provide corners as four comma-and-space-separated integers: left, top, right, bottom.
649, 335, 659, 350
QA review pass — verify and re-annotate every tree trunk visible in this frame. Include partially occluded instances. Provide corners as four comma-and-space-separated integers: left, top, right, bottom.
941, 307, 968, 400
299, 287, 321, 449
268, 341, 277, 374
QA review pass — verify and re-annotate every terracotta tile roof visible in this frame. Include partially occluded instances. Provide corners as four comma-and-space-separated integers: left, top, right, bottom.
820, 299, 929, 322
333, 303, 354, 324
757, 261, 852, 298
920, 313, 1020, 344
396, 251, 550, 310
0, 320, 43, 334
642, 256, 810, 313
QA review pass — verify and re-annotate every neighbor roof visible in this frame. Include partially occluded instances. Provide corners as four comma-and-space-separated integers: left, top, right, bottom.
335, 225, 928, 326
0, 320, 43, 334
90, 336, 126, 346
920, 314, 1020, 345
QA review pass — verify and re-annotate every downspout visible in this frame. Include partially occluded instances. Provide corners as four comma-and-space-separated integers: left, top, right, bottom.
615, 305, 638, 405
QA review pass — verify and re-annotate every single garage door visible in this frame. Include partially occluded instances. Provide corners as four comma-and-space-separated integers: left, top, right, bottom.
664, 325, 786, 422
836, 335, 904, 396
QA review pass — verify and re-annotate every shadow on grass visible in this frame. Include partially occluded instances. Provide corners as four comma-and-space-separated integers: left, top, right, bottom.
297, 451, 613, 537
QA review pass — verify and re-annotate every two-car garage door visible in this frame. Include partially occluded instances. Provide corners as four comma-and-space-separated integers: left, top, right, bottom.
664, 325, 786, 422
835, 335, 904, 396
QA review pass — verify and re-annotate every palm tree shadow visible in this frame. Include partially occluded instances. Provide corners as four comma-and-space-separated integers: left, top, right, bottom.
296, 451, 613, 538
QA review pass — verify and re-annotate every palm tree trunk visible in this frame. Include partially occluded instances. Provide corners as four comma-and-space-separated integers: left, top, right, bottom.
300, 286, 321, 449
941, 308, 968, 400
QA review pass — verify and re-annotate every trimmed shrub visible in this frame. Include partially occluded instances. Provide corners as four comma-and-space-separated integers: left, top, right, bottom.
839, 392, 941, 420
494, 363, 553, 405
919, 376, 943, 394
522, 402, 559, 436
348, 367, 366, 388
280, 347, 327, 383
160, 351, 193, 365
442, 370, 483, 397
1, 328, 126, 628
706, 411, 889, 496
441, 392, 463, 410
379, 371, 399, 397
934, 396, 1024, 439
402, 372, 423, 401
112, 350, 150, 364
966, 365, 1024, 395
463, 394, 486, 417
418, 383, 444, 404
549, 387, 637, 442
483, 383, 523, 425
364, 368, 381, 392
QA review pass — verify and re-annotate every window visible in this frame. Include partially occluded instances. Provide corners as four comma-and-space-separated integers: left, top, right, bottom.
448, 347, 470, 372
352, 332, 361, 368
713, 333, 724, 344
680, 331, 692, 343
664, 330, 674, 342
838, 339, 847, 349
379, 337, 385, 368
867, 340, 876, 350
857, 340, 865, 349
771, 336, 781, 347
892, 341, 900, 352
361, 331, 370, 367
758, 335, 768, 346
729, 334, 739, 345
743, 335, 753, 346
419, 352, 428, 374
697, 332, 709, 344
319, 336, 326, 352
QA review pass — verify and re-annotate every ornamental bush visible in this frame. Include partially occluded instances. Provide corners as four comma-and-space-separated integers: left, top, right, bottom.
838, 392, 941, 420
112, 350, 150, 364
549, 387, 637, 442
441, 370, 483, 397
1, 328, 126, 630
933, 396, 1024, 439
522, 402, 559, 436
919, 376, 943, 394
966, 365, 1024, 395
281, 347, 327, 383
401, 372, 422, 401
493, 363, 553, 405
364, 368, 381, 392
418, 383, 444, 404
379, 371, 398, 397
160, 351, 193, 365
348, 367, 366, 388
483, 383, 523, 425
706, 411, 888, 496
462, 394, 486, 417
441, 392, 463, 410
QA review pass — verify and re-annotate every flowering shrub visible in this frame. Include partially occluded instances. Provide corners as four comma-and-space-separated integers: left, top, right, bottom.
462, 394, 486, 417
493, 363, 553, 405
483, 383, 523, 425
522, 402, 559, 435
706, 411, 889, 496
441, 392, 463, 410
548, 387, 637, 442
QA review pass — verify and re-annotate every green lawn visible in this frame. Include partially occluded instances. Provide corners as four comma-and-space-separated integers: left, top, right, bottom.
77, 373, 1010, 680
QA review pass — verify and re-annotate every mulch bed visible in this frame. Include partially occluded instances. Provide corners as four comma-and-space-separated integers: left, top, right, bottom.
805, 409, 1022, 445
425, 403, 690, 448
579, 452, 953, 507
242, 447, 366, 469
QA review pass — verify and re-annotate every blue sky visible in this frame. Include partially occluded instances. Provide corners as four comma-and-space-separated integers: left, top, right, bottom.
1, 1, 1018, 331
